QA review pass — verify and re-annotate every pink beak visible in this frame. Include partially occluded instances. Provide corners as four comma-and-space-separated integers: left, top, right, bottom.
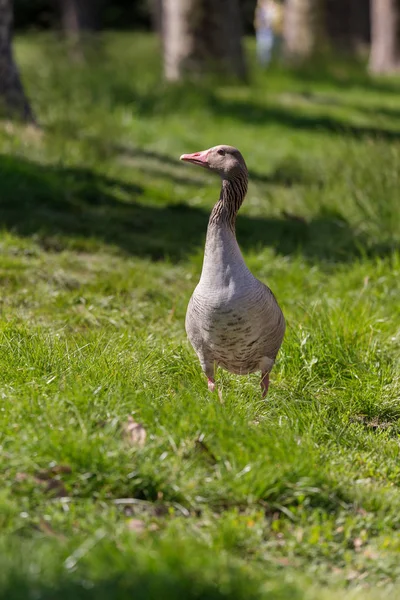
180, 149, 209, 167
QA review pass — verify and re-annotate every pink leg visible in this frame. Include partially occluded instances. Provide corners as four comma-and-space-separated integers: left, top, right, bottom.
207, 377, 223, 402
207, 377, 215, 392
261, 373, 269, 398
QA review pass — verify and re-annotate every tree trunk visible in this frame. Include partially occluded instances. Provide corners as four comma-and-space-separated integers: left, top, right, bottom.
0, 0, 34, 122
149, 0, 163, 36
369, 0, 400, 74
283, 0, 325, 62
349, 0, 370, 52
59, 0, 100, 61
325, 0, 370, 54
59, 0, 100, 38
163, 0, 247, 81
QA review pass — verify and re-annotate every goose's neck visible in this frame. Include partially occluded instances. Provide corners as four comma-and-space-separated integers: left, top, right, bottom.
208, 171, 248, 233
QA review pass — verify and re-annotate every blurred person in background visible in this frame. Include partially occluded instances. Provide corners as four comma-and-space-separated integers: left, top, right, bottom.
254, 0, 283, 67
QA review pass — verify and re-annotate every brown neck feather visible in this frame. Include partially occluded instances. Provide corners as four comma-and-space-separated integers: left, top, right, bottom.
208, 170, 248, 232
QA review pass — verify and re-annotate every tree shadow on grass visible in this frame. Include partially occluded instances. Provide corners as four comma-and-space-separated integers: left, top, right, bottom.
287, 62, 400, 96
206, 96, 400, 141
103, 80, 400, 142
0, 153, 395, 264
107, 141, 316, 188
0, 567, 302, 600
281, 91, 400, 123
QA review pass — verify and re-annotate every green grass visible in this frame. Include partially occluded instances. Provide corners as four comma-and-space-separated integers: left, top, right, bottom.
0, 31, 400, 598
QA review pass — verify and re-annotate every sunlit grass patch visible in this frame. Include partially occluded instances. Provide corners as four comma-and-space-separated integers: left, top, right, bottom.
0, 31, 399, 600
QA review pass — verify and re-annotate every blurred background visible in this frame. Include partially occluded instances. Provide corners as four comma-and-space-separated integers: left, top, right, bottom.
1, 0, 399, 124
0, 0, 399, 268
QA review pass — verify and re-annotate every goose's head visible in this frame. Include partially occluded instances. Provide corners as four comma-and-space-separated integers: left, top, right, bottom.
180, 145, 247, 180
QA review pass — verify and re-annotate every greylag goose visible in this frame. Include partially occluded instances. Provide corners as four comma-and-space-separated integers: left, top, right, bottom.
180, 145, 285, 397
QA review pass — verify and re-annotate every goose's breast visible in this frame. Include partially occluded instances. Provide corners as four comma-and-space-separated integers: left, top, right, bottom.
188, 285, 284, 374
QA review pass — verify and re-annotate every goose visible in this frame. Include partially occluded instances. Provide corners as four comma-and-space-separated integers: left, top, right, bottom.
180, 145, 285, 397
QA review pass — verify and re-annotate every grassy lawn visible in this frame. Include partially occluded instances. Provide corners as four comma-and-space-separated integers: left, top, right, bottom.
1, 32, 400, 598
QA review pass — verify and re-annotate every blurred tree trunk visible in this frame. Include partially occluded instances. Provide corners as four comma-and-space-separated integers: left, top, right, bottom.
163, 0, 247, 81
369, 0, 400, 73
59, 0, 101, 62
0, 0, 34, 122
349, 0, 370, 52
149, 0, 163, 36
325, 0, 370, 55
283, 0, 325, 62
59, 0, 100, 36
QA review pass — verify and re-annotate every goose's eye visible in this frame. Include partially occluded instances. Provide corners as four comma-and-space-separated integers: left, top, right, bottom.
217, 149, 225, 156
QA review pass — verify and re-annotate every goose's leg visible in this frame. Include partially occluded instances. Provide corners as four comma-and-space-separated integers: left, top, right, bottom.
199, 356, 216, 393
204, 362, 223, 401
198, 352, 222, 401
261, 372, 269, 398
260, 358, 274, 399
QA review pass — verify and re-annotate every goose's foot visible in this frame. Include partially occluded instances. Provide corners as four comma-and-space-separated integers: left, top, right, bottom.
207, 377, 215, 392
207, 378, 223, 402
261, 373, 269, 398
